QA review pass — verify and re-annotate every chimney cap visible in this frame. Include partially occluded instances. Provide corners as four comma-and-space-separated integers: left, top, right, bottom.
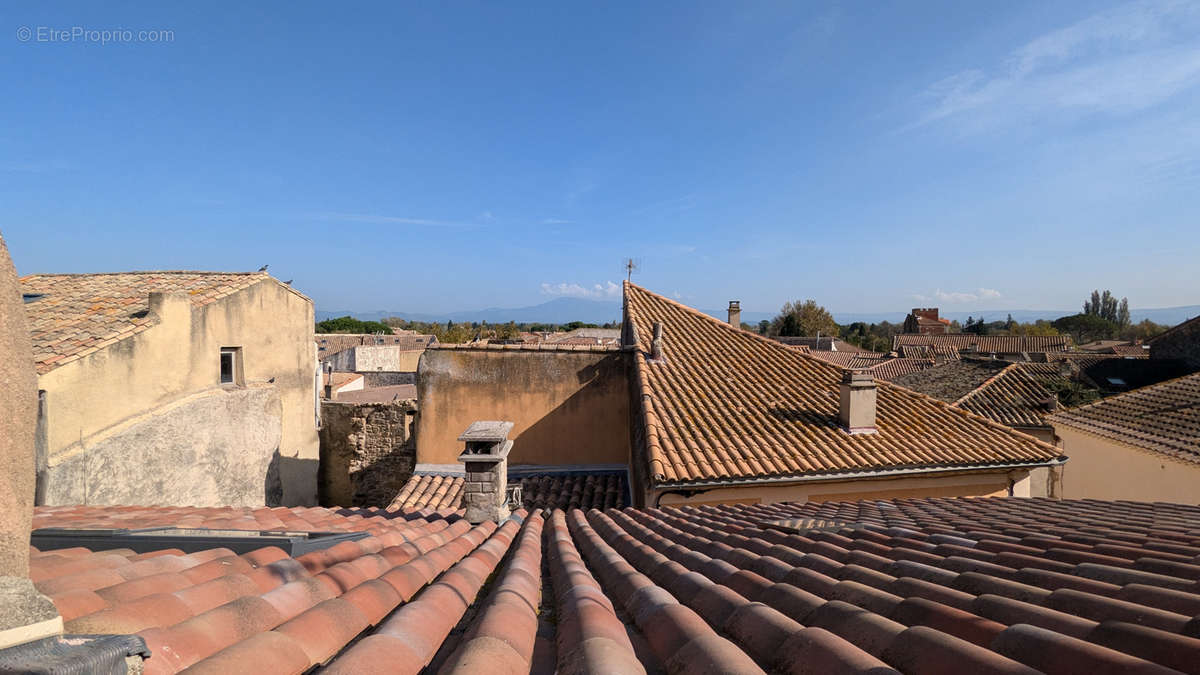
728, 300, 740, 308
457, 420, 514, 443
842, 369, 875, 385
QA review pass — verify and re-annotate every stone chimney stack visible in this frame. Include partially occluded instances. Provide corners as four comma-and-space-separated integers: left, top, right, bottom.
838, 369, 878, 435
323, 363, 334, 400
727, 301, 741, 328
458, 421, 513, 524
650, 322, 665, 360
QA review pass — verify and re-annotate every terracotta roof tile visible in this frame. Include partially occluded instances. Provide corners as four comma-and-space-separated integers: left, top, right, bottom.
894, 334, 1073, 354
386, 470, 628, 511
1049, 371, 1200, 463
19, 271, 291, 374
26, 496, 1200, 672
623, 282, 1062, 485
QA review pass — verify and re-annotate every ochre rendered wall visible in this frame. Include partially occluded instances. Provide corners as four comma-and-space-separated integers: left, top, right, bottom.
38, 279, 320, 505
653, 470, 1024, 508
416, 349, 630, 467
1055, 423, 1200, 504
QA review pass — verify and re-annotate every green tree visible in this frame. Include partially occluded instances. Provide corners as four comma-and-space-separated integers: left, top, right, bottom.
1083, 289, 1130, 327
758, 319, 770, 335
315, 316, 393, 334
1052, 313, 1117, 343
770, 299, 839, 337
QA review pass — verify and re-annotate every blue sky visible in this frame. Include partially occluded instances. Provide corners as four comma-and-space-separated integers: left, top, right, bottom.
2, 1, 1198, 316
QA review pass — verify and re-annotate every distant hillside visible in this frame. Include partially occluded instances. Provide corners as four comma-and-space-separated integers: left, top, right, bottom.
319, 300, 1199, 329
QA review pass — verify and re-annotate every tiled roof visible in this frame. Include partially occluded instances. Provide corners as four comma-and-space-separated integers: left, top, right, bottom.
387, 471, 628, 511
20, 272, 277, 374
894, 334, 1073, 354
954, 364, 1060, 429
316, 333, 435, 361
624, 282, 1062, 485
544, 327, 622, 345
773, 336, 871, 352
1050, 371, 1200, 464
29, 497, 1200, 674
322, 372, 363, 389
807, 351, 885, 368
867, 358, 939, 382
898, 344, 961, 360
892, 359, 1015, 402
1112, 344, 1151, 358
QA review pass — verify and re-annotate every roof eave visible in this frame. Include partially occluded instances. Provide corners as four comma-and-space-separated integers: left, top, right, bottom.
650, 456, 1068, 491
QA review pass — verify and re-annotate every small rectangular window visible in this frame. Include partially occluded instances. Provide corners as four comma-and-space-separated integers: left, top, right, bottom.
220, 348, 242, 385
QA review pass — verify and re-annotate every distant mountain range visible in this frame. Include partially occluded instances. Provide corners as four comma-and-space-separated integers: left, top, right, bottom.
318, 299, 1200, 328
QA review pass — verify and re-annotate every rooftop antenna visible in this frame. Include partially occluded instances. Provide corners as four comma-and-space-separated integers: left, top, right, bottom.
624, 257, 640, 282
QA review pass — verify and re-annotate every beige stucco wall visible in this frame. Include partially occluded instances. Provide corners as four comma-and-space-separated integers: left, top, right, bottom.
653, 469, 1026, 507
38, 279, 319, 505
1055, 423, 1200, 504
416, 349, 631, 466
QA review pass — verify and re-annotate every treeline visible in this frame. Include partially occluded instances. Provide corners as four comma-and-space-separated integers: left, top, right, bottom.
758, 289, 1172, 352
315, 315, 619, 344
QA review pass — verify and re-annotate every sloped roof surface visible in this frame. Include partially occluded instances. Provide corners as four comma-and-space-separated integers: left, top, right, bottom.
623, 283, 1061, 485
1050, 371, 1200, 464
387, 471, 628, 511
894, 334, 1072, 353
954, 364, 1060, 428
20, 272, 273, 373
893, 359, 1014, 402
29, 497, 1200, 674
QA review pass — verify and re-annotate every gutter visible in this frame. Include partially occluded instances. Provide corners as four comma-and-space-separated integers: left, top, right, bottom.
652, 456, 1068, 491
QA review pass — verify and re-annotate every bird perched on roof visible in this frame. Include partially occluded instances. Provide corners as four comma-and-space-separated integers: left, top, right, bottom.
283, 279, 292, 285
258, 265, 269, 272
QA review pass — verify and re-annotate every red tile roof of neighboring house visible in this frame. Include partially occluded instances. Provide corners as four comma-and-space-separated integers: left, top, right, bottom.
19, 272, 296, 374
316, 333, 436, 361
623, 282, 1062, 486
28, 497, 1200, 674
387, 471, 628, 512
1049, 371, 1200, 464
867, 357, 939, 381
1112, 344, 1151, 358
322, 372, 363, 390
894, 334, 1073, 354
953, 364, 1060, 429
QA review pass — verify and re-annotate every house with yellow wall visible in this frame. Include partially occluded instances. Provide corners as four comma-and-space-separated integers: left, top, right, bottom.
1050, 371, 1200, 504
21, 271, 320, 507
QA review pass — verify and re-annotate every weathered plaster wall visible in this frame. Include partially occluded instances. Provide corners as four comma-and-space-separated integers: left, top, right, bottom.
325, 346, 422, 373
416, 349, 631, 466
1055, 423, 1200, 503
38, 279, 320, 505
319, 400, 416, 507
43, 385, 282, 507
653, 470, 1022, 507
1151, 318, 1200, 369
362, 371, 416, 387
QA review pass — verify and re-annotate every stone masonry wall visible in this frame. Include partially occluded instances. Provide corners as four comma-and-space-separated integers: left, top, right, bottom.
319, 400, 417, 507
1151, 317, 1200, 369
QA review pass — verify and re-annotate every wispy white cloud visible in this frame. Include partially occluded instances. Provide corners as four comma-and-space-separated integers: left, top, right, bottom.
913, 288, 1003, 304
312, 212, 479, 228
914, 0, 1200, 129
540, 281, 622, 300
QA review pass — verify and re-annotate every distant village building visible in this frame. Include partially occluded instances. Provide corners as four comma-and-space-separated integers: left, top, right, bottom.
316, 332, 434, 386
893, 333, 1072, 360
20, 271, 319, 507
903, 307, 950, 334
1049, 371, 1200, 503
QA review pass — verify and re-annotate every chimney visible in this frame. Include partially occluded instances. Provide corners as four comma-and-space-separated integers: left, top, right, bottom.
650, 322, 665, 360
727, 301, 741, 328
323, 363, 334, 399
838, 369, 878, 435
457, 421, 514, 524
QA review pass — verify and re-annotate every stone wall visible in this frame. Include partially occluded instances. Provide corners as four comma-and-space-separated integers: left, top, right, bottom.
319, 400, 417, 507
1151, 317, 1200, 369
362, 371, 416, 387
42, 385, 283, 507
